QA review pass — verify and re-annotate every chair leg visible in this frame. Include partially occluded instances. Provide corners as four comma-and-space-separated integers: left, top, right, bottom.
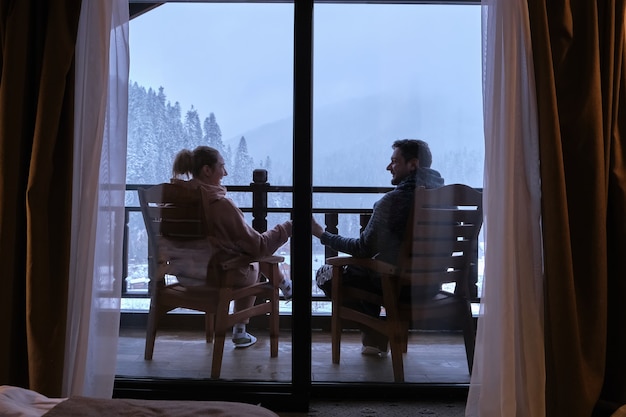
401, 328, 409, 353
211, 331, 226, 379
269, 280, 279, 358
389, 321, 406, 382
205, 313, 215, 343
144, 303, 161, 360
389, 344, 405, 383
331, 266, 343, 364
462, 304, 476, 374
331, 307, 342, 364
211, 293, 233, 379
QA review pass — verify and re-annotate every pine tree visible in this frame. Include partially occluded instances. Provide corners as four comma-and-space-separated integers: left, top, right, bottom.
127, 83, 162, 185
203, 112, 224, 153
164, 100, 185, 179
263, 156, 272, 172
126, 81, 144, 185
154, 86, 175, 182
184, 106, 203, 150
222, 144, 234, 185
232, 136, 254, 185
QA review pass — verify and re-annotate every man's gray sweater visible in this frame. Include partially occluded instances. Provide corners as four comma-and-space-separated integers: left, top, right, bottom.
319, 167, 444, 265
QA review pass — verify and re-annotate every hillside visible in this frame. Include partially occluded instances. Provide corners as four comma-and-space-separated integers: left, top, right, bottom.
226, 92, 483, 187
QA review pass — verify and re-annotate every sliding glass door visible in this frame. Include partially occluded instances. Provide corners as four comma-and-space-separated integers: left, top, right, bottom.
119, 0, 482, 406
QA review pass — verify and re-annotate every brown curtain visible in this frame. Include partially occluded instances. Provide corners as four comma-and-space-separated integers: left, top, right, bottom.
527, 0, 626, 416
0, 0, 82, 397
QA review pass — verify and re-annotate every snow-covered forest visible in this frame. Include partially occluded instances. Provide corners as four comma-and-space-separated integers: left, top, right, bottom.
127, 81, 267, 189
127, 80, 484, 191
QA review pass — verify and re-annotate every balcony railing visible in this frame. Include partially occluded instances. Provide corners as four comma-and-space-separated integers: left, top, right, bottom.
122, 169, 481, 308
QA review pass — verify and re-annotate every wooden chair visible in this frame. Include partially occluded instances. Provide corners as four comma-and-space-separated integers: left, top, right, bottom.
138, 182, 283, 379
326, 184, 483, 382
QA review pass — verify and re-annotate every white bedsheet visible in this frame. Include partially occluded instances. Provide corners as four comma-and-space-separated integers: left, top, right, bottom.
0, 385, 281, 417
0, 385, 66, 417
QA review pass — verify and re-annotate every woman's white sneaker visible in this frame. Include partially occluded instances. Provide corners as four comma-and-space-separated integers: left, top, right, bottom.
232, 332, 257, 348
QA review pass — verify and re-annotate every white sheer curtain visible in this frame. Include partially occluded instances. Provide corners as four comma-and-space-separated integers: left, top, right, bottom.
63, 0, 129, 398
466, 0, 545, 416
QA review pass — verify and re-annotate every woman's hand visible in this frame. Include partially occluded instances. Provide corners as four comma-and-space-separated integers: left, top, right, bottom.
311, 217, 325, 238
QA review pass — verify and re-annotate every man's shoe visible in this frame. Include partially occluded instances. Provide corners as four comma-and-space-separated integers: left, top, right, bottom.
361, 345, 388, 358
279, 277, 293, 300
232, 332, 257, 348
361, 330, 389, 354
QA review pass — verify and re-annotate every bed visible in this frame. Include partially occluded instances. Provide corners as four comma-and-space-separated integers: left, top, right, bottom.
0, 385, 280, 417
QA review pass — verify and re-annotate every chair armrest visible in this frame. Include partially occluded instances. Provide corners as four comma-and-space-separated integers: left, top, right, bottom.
257, 255, 285, 264
325, 256, 396, 275
220, 255, 285, 270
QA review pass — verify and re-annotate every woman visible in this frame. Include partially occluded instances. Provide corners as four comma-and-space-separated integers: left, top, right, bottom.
172, 146, 293, 348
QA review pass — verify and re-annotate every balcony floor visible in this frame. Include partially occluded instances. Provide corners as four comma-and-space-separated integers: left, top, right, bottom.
116, 327, 470, 384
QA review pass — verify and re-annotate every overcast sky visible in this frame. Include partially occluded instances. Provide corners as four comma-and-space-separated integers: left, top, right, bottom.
129, 3, 481, 140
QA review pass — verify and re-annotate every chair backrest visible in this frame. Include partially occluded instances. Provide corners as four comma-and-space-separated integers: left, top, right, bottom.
138, 183, 213, 285
138, 182, 207, 241
396, 184, 483, 298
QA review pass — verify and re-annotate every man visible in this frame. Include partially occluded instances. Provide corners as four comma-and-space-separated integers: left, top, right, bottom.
311, 139, 444, 357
